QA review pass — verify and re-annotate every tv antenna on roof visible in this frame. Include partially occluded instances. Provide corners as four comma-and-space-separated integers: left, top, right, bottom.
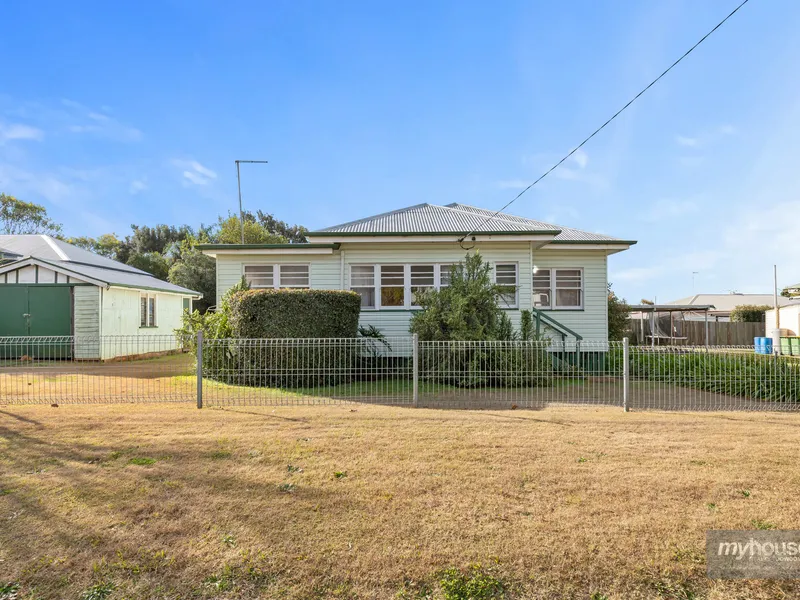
235, 159, 269, 244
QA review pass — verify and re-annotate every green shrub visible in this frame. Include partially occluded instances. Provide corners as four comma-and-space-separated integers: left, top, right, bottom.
420, 343, 551, 388
629, 351, 800, 403
730, 304, 771, 323
409, 252, 505, 341
229, 289, 361, 338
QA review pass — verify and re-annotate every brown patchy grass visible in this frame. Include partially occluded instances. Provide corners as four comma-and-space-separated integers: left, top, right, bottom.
0, 404, 799, 599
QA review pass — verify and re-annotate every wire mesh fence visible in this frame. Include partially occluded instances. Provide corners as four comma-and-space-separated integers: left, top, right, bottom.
0, 335, 194, 404
0, 335, 799, 411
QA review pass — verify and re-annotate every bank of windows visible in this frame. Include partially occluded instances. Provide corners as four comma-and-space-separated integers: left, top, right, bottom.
350, 263, 517, 310
532, 268, 583, 309
139, 294, 157, 328
243, 264, 310, 289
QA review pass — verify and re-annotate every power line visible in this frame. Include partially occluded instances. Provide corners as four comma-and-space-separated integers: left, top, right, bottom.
458, 0, 751, 249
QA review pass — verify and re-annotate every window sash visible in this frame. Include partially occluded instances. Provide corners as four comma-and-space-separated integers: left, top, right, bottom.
380, 265, 405, 307
532, 267, 583, 309
243, 264, 310, 288
439, 264, 455, 287
140, 295, 156, 327
410, 265, 435, 306
244, 265, 274, 288
495, 263, 518, 308
140, 296, 147, 327
278, 265, 309, 288
351, 266, 376, 309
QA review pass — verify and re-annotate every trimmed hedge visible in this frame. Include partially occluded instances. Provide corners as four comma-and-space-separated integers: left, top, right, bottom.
212, 289, 362, 388
229, 289, 361, 338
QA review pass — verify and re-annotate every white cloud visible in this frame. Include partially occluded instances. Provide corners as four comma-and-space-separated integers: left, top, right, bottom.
570, 148, 588, 169
675, 135, 698, 147
719, 124, 737, 135
56, 99, 142, 142
173, 159, 217, 186
0, 163, 74, 204
0, 123, 44, 143
495, 179, 531, 190
129, 179, 148, 194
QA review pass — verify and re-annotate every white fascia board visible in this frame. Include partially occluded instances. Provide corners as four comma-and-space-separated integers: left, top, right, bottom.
541, 243, 633, 254
201, 247, 336, 257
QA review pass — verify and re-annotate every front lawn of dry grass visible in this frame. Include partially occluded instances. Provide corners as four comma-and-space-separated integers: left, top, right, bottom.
1, 403, 799, 599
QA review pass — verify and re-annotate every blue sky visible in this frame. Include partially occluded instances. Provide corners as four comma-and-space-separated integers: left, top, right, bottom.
1, 0, 799, 303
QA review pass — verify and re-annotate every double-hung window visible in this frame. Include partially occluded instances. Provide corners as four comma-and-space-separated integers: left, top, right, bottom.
279, 265, 309, 288
439, 264, 455, 287
380, 265, 405, 307
555, 269, 582, 308
495, 263, 518, 308
531, 267, 583, 309
243, 265, 274, 288
140, 294, 157, 327
410, 265, 435, 306
532, 268, 552, 308
243, 264, 309, 289
351, 265, 376, 308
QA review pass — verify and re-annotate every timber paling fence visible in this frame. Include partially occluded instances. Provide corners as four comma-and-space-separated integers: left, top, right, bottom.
0, 334, 799, 411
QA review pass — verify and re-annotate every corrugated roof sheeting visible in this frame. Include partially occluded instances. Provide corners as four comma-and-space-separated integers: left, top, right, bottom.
315, 202, 625, 241
0, 235, 199, 295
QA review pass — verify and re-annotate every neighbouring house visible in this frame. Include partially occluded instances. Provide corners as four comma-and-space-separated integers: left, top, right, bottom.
0, 235, 201, 359
665, 293, 800, 322
783, 282, 800, 297
198, 203, 636, 342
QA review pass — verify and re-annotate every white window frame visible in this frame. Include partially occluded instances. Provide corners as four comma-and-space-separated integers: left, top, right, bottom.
140, 293, 158, 328
348, 262, 523, 311
531, 267, 584, 310
494, 262, 519, 309
242, 263, 310, 289
350, 264, 377, 309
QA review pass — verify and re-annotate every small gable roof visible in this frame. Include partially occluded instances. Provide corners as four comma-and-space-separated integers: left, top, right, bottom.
309, 203, 634, 243
0, 235, 200, 296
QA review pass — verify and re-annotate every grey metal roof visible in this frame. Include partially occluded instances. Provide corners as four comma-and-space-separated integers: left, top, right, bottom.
0, 235, 200, 296
667, 294, 800, 313
310, 203, 632, 242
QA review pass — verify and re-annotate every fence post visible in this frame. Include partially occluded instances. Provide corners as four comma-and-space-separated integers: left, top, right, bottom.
412, 333, 419, 407
196, 330, 203, 409
622, 337, 629, 412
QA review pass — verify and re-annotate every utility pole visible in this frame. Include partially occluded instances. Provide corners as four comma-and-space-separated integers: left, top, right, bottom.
692, 271, 699, 294
235, 159, 269, 244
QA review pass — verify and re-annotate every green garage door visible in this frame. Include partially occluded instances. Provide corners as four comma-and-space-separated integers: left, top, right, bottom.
0, 286, 73, 359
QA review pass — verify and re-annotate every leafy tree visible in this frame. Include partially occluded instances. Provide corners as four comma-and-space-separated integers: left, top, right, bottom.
168, 244, 216, 312
409, 252, 505, 341
607, 283, 630, 341
255, 210, 308, 243
216, 213, 287, 245
730, 304, 772, 323
126, 251, 170, 280
0, 193, 63, 236
65, 233, 123, 259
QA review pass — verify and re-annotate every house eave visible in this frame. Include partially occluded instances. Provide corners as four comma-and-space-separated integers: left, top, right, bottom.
197, 243, 340, 257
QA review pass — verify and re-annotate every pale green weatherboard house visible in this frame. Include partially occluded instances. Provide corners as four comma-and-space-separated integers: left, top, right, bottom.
0, 235, 200, 359
199, 203, 636, 342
